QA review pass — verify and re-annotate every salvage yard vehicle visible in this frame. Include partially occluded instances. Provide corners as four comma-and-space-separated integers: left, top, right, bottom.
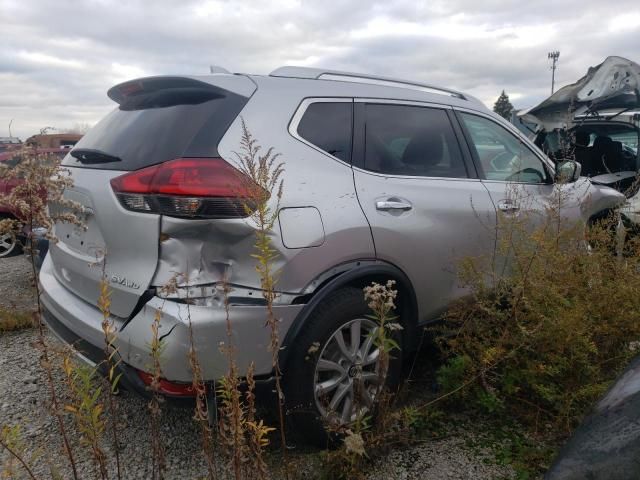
519, 56, 640, 224
40, 66, 625, 443
0, 147, 68, 258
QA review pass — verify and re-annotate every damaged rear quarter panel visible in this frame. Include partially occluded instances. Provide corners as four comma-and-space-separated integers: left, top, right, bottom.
151, 215, 280, 289
152, 76, 376, 296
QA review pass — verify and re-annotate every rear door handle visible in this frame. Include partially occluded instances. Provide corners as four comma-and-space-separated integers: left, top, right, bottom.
376, 199, 413, 211
497, 200, 519, 213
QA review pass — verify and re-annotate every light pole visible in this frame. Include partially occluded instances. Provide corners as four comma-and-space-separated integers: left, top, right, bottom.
548, 51, 560, 94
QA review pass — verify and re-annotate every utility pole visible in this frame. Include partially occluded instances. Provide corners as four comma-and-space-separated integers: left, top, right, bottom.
548, 51, 560, 94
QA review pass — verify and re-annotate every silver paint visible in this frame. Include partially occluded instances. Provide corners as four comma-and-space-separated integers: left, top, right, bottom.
41, 68, 625, 397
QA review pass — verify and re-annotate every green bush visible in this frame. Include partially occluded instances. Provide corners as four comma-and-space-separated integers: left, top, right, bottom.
437, 195, 640, 437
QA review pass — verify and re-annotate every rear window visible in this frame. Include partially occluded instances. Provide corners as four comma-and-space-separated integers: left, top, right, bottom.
63, 85, 248, 171
297, 102, 353, 162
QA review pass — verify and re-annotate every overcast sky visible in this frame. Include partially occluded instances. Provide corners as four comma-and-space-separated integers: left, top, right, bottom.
2, 0, 640, 139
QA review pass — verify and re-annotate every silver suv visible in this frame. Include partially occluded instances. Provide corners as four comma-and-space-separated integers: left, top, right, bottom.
40, 66, 624, 439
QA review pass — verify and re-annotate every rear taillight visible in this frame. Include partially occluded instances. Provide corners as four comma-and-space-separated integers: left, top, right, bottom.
110, 157, 264, 219
137, 370, 197, 397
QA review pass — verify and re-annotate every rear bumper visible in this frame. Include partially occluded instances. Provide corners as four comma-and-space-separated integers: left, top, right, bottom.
39, 255, 304, 384
41, 305, 151, 398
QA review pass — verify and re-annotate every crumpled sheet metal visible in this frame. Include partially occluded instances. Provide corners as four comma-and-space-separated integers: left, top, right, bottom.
151, 215, 285, 290
545, 355, 640, 480
519, 56, 640, 128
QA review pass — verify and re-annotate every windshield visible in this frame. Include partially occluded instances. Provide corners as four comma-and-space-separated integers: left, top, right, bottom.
608, 131, 638, 154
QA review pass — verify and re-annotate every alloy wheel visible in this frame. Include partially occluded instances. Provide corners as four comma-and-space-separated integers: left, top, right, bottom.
0, 231, 17, 258
313, 318, 381, 425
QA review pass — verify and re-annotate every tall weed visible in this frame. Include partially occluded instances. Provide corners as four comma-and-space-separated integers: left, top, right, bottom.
438, 188, 640, 437
0, 146, 84, 478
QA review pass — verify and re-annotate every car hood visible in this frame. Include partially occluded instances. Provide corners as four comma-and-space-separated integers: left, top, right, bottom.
519, 56, 640, 130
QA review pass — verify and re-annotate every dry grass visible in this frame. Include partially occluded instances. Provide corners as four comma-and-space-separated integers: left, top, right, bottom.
0, 308, 33, 332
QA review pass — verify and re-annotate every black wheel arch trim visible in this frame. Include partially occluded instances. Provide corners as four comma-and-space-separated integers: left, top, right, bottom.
280, 263, 419, 368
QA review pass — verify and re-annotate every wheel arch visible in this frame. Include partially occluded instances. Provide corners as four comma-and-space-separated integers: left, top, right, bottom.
281, 262, 419, 369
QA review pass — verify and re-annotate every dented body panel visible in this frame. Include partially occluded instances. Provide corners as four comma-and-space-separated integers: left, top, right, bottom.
520, 56, 640, 129
40, 255, 302, 380
151, 215, 270, 290
150, 75, 378, 294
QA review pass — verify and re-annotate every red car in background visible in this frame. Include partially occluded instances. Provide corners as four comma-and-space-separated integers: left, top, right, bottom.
0, 147, 70, 257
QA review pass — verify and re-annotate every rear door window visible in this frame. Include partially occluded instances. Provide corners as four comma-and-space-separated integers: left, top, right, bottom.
362, 103, 468, 178
297, 102, 353, 163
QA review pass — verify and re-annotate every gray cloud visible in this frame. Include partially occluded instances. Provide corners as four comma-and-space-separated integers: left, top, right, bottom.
1, 0, 639, 138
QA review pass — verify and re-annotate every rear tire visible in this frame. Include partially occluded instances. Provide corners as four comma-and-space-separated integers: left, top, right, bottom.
283, 287, 402, 447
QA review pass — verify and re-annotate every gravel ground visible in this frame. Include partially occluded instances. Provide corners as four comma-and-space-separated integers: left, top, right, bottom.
0, 254, 36, 312
0, 255, 516, 479
368, 439, 512, 480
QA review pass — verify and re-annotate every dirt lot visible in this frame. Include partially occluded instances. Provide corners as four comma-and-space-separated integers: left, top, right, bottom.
0, 255, 515, 479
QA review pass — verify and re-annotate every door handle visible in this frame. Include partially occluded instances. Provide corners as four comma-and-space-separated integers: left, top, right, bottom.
375, 199, 413, 211
497, 200, 519, 213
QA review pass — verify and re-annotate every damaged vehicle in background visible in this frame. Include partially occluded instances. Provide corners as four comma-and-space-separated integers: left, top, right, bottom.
519, 56, 640, 225
0, 147, 68, 258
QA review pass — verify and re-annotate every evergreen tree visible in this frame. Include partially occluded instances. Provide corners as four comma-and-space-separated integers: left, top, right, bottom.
493, 90, 514, 120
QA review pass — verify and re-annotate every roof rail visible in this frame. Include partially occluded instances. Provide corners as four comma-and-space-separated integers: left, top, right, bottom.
269, 66, 468, 100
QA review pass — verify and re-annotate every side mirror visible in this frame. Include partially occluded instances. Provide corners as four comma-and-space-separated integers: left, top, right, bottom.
555, 160, 582, 183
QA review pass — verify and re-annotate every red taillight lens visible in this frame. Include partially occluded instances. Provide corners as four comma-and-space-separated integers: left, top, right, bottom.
137, 370, 197, 397
110, 157, 263, 219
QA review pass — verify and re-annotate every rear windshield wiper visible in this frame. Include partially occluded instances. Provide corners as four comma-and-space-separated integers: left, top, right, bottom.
70, 148, 122, 164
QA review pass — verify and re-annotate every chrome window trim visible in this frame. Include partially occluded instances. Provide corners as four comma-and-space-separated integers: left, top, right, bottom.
351, 165, 483, 182
288, 97, 354, 168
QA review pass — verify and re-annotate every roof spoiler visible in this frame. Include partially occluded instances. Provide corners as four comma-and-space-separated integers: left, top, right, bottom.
107, 76, 225, 106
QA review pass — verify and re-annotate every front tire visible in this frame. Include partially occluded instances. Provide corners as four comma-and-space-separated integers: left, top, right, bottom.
283, 287, 402, 446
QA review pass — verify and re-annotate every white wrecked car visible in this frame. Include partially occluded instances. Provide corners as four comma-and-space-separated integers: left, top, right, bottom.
519, 56, 640, 224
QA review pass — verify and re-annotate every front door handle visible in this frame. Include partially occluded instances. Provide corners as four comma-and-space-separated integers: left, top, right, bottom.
497, 200, 519, 213
376, 199, 413, 211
